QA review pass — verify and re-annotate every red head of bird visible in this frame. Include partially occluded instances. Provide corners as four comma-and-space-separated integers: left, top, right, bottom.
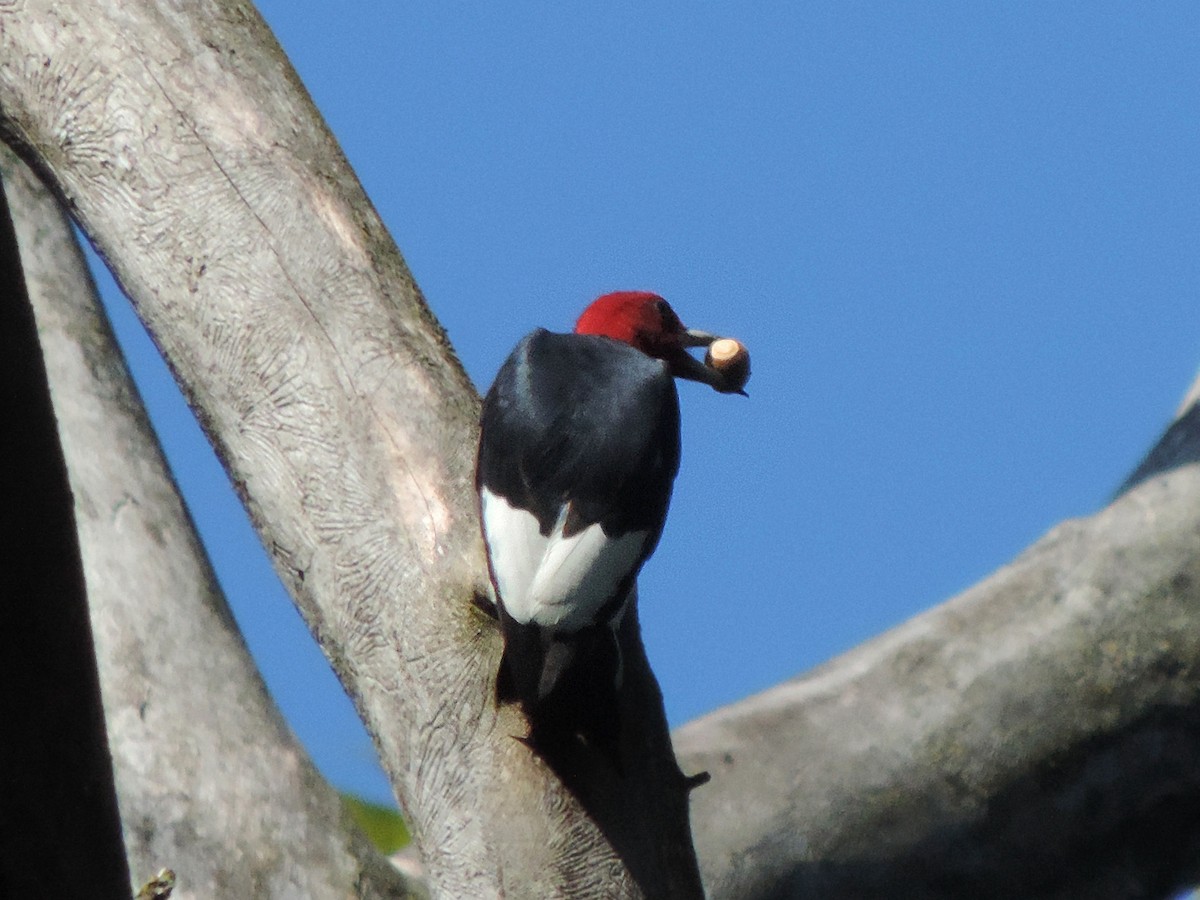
575, 291, 747, 393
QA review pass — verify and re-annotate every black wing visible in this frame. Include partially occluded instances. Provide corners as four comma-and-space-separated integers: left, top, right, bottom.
478, 328, 681, 546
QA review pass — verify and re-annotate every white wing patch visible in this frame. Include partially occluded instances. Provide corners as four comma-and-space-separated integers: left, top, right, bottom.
481, 488, 646, 632
480, 488, 543, 616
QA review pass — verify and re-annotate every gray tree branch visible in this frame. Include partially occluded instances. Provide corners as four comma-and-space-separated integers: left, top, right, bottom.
677, 379, 1200, 899
0, 140, 130, 900
3, 144, 423, 900
0, 2, 702, 896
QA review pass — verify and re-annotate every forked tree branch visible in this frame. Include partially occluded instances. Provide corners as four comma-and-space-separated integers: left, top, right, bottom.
0, 2, 702, 896
3, 144, 423, 900
4, 2, 1199, 897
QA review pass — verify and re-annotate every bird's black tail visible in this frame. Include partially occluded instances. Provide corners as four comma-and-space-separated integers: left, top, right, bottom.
496, 611, 624, 770
494, 610, 547, 706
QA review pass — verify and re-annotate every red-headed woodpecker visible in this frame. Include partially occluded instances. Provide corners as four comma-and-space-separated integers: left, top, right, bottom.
477, 291, 747, 756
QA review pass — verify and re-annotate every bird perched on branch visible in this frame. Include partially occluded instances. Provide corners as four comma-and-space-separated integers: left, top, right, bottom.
477, 291, 750, 762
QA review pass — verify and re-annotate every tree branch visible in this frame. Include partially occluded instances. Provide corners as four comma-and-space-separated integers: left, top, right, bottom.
0, 153, 130, 900
0, 3, 702, 895
676, 378, 1200, 898
3, 143, 423, 899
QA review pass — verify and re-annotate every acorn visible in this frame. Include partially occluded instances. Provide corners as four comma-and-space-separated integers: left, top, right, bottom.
705, 337, 751, 394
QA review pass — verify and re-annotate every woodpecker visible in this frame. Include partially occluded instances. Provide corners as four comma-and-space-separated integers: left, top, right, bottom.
477, 291, 746, 757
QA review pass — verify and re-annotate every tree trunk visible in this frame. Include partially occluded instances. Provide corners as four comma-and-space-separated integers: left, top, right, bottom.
0, 162, 130, 900
0, 2, 704, 896
3, 144, 423, 900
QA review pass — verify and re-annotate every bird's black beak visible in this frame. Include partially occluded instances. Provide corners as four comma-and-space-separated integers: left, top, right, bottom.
681, 328, 720, 349
672, 329, 748, 395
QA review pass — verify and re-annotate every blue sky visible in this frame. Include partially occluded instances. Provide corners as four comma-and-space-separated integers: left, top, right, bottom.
88, 4, 1199, 806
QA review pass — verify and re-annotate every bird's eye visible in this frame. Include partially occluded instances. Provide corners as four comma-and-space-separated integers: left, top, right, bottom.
655, 299, 682, 333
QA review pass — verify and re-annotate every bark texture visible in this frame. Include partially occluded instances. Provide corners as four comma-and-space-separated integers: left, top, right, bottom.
677, 385, 1200, 899
4, 145, 422, 900
0, 3, 703, 896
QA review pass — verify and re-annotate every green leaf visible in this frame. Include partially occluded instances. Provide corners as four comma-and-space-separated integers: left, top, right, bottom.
342, 793, 411, 854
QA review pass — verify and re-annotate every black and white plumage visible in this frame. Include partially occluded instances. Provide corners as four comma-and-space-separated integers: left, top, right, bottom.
476, 291, 743, 755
